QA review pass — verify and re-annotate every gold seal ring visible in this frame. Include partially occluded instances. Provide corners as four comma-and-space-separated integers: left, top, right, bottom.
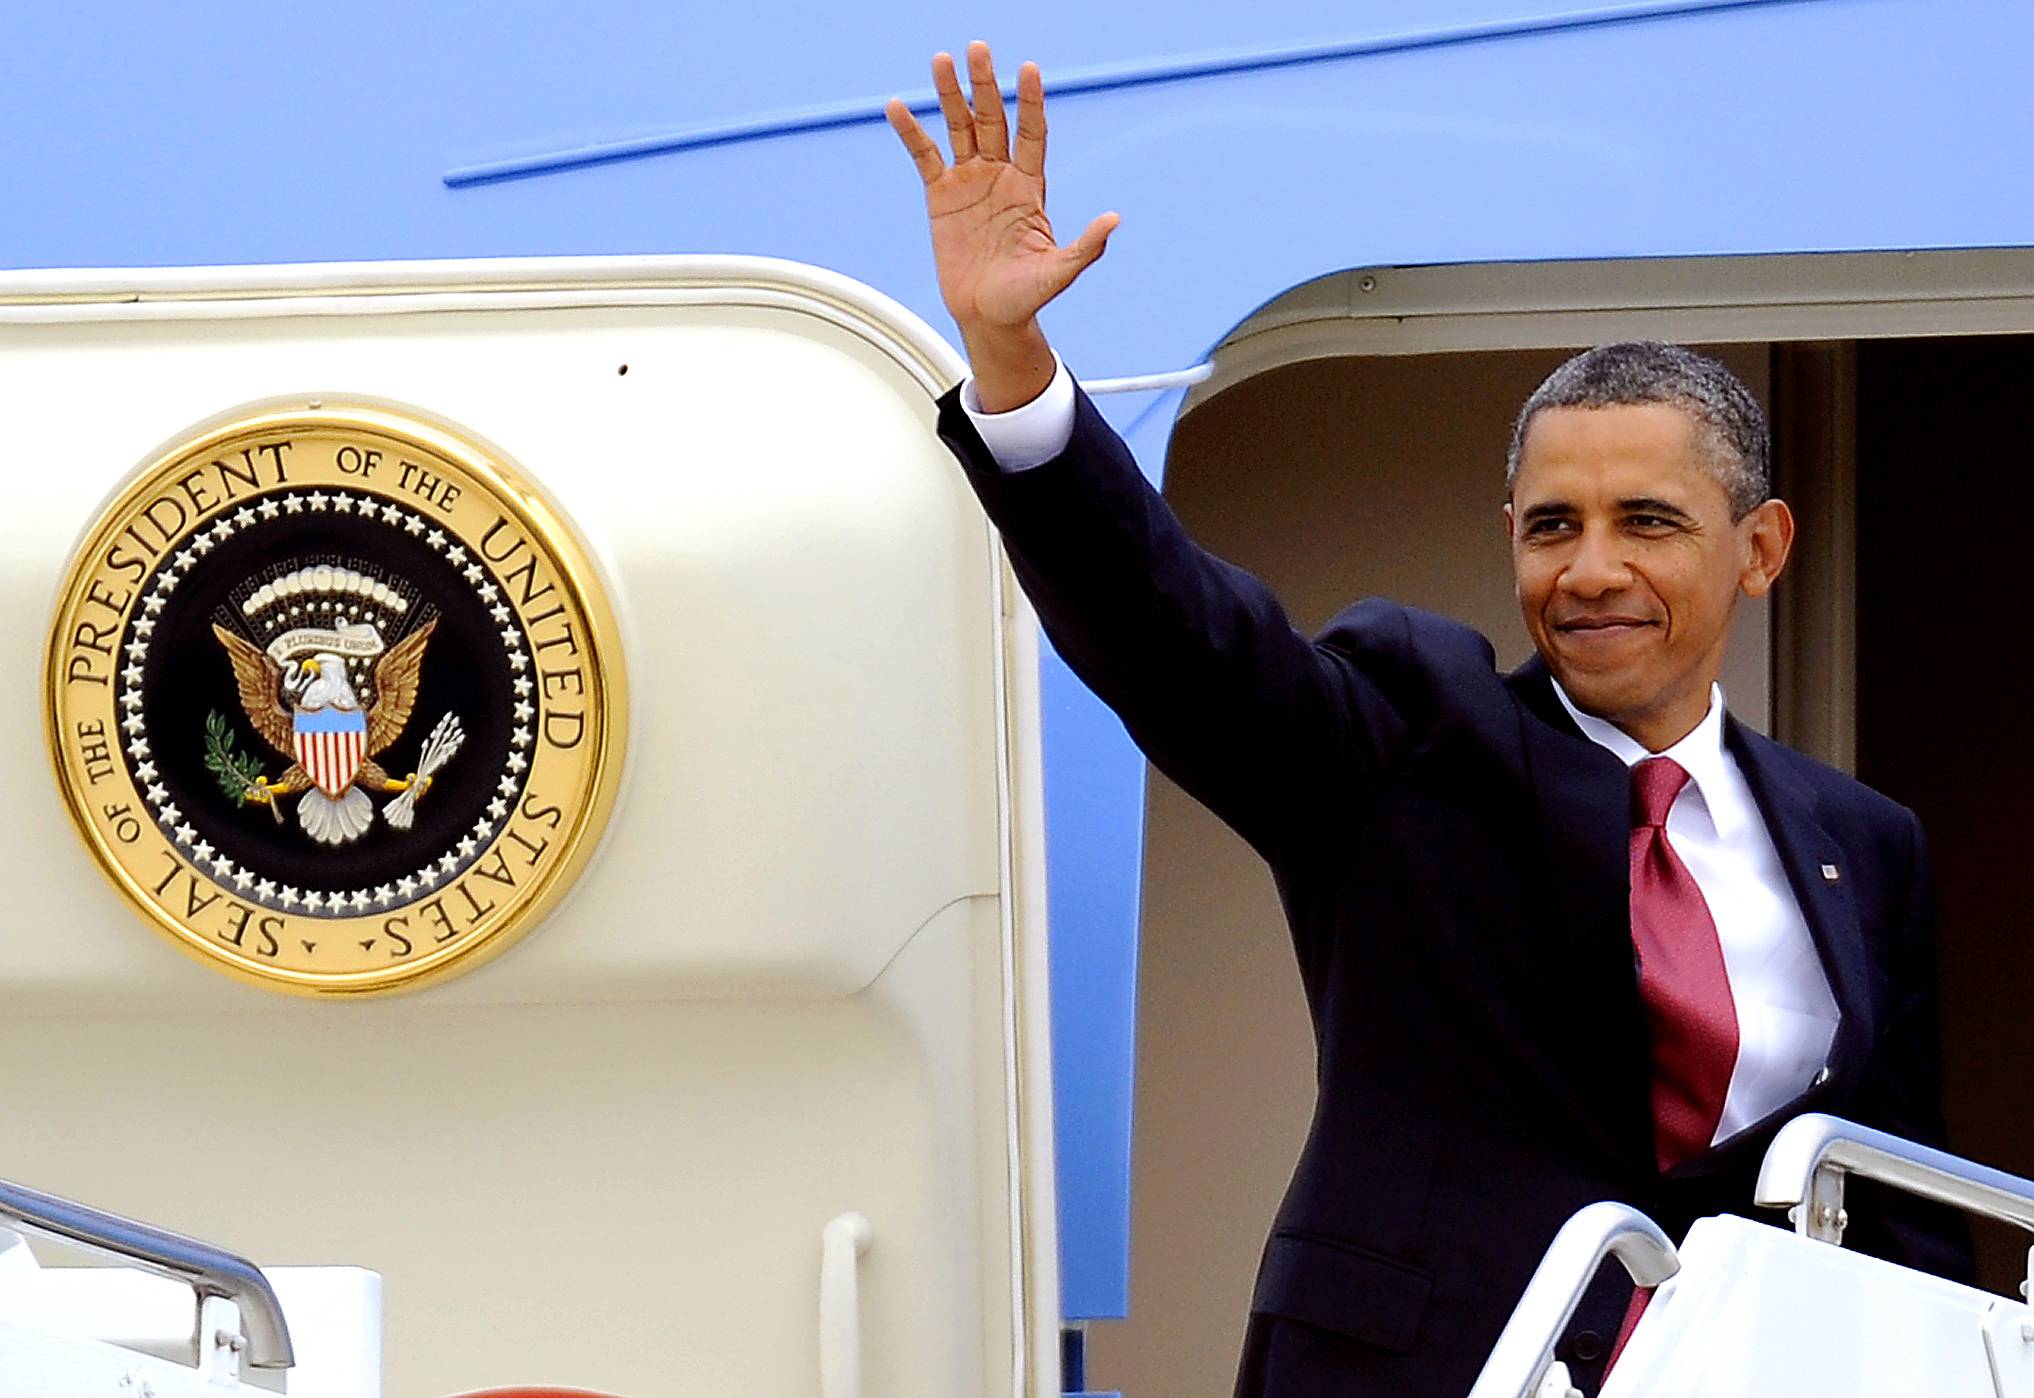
44, 398, 627, 995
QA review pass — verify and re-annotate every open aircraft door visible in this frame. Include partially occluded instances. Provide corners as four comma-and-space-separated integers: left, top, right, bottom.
0, 255, 1058, 1398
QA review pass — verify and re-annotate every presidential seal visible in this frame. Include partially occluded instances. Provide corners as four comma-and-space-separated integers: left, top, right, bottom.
45, 400, 626, 995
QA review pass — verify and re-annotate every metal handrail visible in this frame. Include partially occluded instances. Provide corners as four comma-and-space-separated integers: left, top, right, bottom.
1466, 1202, 1680, 1398
0, 1176, 294, 1369
1755, 1112, 2034, 1248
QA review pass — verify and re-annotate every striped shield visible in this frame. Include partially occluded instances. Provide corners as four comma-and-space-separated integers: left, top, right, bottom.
293, 706, 368, 798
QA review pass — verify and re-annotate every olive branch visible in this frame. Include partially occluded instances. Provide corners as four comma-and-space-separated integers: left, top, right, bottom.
204, 710, 282, 824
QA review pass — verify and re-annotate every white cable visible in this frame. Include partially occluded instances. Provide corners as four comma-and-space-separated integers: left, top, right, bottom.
1077, 362, 1215, 395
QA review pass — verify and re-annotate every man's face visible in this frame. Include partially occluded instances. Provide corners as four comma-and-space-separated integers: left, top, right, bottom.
1505, 402, 1793, 748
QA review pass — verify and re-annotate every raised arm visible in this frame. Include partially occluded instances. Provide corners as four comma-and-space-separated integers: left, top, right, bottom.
891, 45, 1416, 854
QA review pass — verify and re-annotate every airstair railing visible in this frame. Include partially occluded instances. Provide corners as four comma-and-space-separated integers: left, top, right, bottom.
1756, 1112, 2034, 1296
1472, 1115, 2034, 1398
1466, 1201, 1680, 1398
0, 1175, 294, 1369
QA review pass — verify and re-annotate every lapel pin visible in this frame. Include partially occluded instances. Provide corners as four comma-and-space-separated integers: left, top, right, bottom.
1821, 863, 1841, 883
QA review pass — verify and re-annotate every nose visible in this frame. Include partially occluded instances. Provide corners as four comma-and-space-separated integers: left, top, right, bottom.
1559, 521, 1633, 599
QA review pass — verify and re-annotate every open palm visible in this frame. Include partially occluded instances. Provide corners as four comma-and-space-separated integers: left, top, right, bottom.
888, 44, 1119, 334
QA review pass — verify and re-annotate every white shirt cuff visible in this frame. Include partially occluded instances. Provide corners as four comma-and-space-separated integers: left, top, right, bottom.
958, 355, 1077, 471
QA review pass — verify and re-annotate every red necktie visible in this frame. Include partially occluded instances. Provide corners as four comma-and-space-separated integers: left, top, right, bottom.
1628, 756, 1740, 1170
1608, 757, 1742, 1369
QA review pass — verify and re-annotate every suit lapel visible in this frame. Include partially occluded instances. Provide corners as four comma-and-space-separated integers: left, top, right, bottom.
1504, 656, 1655, 1165
1722, 719, 1876, 1085
1505, 657, 1632, 964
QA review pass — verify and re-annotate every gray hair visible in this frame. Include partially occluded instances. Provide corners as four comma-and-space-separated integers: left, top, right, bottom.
1504, 341, 1771, 518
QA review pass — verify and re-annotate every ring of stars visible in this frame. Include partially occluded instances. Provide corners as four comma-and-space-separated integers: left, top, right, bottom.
119, 488, 537, 920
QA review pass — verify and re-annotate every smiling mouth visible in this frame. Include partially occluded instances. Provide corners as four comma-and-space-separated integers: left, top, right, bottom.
1552, 618, 1658, 637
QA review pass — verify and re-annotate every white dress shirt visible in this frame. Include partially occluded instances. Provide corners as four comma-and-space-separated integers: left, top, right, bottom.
961, 360, 1842, 1148
1553, 682, 1839, 1144
959, 357, 1077, 468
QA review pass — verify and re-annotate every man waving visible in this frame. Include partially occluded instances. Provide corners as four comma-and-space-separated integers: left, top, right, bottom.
891, 43, 1969, 1397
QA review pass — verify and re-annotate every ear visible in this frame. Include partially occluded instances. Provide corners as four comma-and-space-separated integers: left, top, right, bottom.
1737, 498, 1795, 599
1503, 500, 1517, 544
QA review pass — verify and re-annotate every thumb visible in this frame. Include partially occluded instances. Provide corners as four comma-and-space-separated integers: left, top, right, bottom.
1063, 211, 1120, 275
1035, 211, 1120, 308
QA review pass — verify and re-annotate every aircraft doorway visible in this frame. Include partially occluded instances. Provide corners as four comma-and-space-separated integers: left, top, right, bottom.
1083, 304, 2034, 1396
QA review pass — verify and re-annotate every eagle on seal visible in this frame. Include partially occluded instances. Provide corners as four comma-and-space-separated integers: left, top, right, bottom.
211, 617, 439, 846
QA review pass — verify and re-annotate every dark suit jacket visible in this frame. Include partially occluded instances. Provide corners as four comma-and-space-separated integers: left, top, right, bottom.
937, 382, 1973, 1397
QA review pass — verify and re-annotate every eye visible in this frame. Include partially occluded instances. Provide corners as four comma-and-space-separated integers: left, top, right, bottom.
1523, 517, 1576, 538
1625, 513, 1679, 534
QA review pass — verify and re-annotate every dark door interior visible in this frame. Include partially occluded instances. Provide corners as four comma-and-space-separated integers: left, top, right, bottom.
1852, 333, 2034, 1292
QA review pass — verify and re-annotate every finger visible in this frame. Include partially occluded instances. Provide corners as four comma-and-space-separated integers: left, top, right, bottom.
1012, 61, 1046, 176
931, 51, 977, 162
885, 98, 946, 185
967, 39, 1010, 162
